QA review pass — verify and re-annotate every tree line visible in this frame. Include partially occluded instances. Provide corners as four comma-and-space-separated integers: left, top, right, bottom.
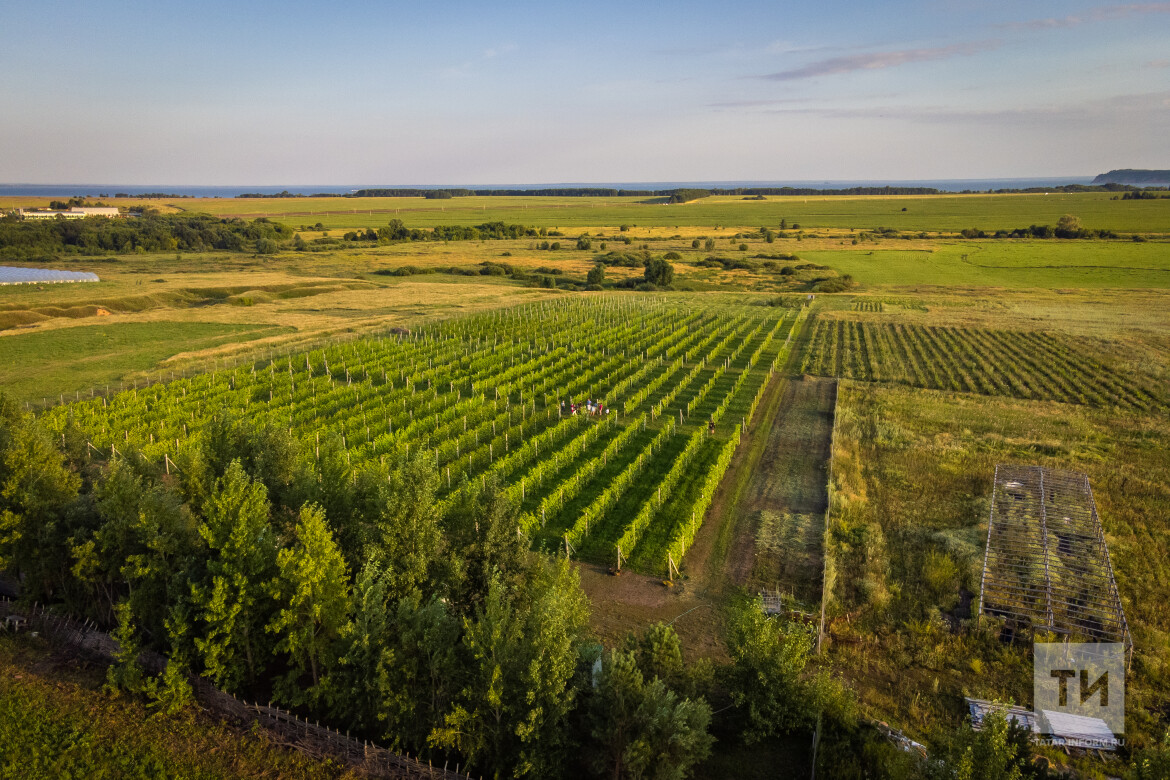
0, 214, 293, 260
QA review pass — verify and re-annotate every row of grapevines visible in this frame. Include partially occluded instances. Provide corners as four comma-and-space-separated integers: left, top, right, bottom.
664, 424, 742, 568
533, 412, 649, 526
612, 427, 708, 558
562, 420, 670, 550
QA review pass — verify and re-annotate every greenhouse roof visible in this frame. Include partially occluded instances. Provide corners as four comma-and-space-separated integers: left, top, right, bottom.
0, 266, 100, 284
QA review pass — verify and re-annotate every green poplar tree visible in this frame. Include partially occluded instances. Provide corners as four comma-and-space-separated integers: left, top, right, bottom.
328, 559, 394, 735
0, 396, 81, 601
588, 650, 714, 780
431, 556, 587, 778
268, 502, 350, 706
381, 594, 461, 750
191, 460, 276, 691
725, 599, 817, 743
351, 450, 443, 599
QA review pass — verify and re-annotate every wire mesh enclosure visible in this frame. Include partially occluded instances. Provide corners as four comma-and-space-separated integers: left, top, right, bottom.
978, 464, 1131, 648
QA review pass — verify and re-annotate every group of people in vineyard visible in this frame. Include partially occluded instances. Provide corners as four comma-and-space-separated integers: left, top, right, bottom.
562, 398, 609, 416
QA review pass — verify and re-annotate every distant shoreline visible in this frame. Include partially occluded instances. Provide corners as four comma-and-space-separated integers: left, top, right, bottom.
0, 177, 1097, 199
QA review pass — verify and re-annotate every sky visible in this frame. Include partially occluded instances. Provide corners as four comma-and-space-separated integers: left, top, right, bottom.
0, 0, 1167, 185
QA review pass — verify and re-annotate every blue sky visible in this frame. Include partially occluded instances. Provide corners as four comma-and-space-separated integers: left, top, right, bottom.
1, 0, 1167, 184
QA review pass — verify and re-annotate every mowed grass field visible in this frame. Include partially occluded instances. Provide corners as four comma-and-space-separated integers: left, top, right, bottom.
0, 321, 291, 404
8, 191, 1169, 233
174, 192, 1170, 233
804, 241, 1170, 288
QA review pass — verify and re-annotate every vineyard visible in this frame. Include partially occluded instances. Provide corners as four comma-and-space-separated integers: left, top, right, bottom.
42, 297, 805, 576
800, 319, 1164, 410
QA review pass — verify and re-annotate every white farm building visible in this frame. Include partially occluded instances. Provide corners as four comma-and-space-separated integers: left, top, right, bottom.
15, 207, 121, 219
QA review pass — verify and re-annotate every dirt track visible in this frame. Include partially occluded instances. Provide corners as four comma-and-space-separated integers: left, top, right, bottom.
728, 377, 835, 600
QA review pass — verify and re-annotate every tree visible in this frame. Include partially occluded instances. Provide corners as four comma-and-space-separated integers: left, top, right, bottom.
268, 503, 351, 705
703, 238, 715, 251
196, 413, 310, 515
626, 622, 683, 687
928, 707, 1028, 780
0, 396, 81, 600
587, 264, 606, 286
588, 650, 714, 780
380, 593, 461, 749
327, 559, 394, 735
293, 233, 308, 251
577, 236, 593, 250
1055, 213, 1083, 238
725, 600, 817, 742
349, 451, 443, 599
75, 457, 198, 632
444, 473, 528, 611
432, 557, 588, 778
643, 257, 674, 288
191, 460, 277, 691
105, 600, 147, 695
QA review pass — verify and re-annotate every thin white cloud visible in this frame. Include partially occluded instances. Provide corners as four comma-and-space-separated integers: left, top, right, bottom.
744, 91, 1170, 124
996, 3, 1170, 31
760, 40, 999, 81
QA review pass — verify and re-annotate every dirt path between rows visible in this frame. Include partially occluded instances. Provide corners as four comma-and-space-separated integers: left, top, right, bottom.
727, 377, 836, 600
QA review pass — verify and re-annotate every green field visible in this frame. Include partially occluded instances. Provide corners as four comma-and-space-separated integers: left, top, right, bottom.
160, 192, 1170, 233
801, 319, 1166, 409
0, 321, 291, 403
822, 380, 1170, 763
804, 241, 1170, 288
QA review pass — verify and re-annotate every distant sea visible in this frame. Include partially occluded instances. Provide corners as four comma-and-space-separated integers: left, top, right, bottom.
0, 178, 1096, 198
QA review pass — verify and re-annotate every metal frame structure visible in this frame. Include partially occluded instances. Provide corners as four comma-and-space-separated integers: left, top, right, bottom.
978, 464, 1131, 649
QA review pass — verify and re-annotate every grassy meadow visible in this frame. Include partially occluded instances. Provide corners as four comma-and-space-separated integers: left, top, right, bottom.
118, 191, 1170, 233
821, 379, 1170, 764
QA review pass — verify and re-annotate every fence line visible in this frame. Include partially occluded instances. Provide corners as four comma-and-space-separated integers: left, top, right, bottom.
0, 597, 472, 780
